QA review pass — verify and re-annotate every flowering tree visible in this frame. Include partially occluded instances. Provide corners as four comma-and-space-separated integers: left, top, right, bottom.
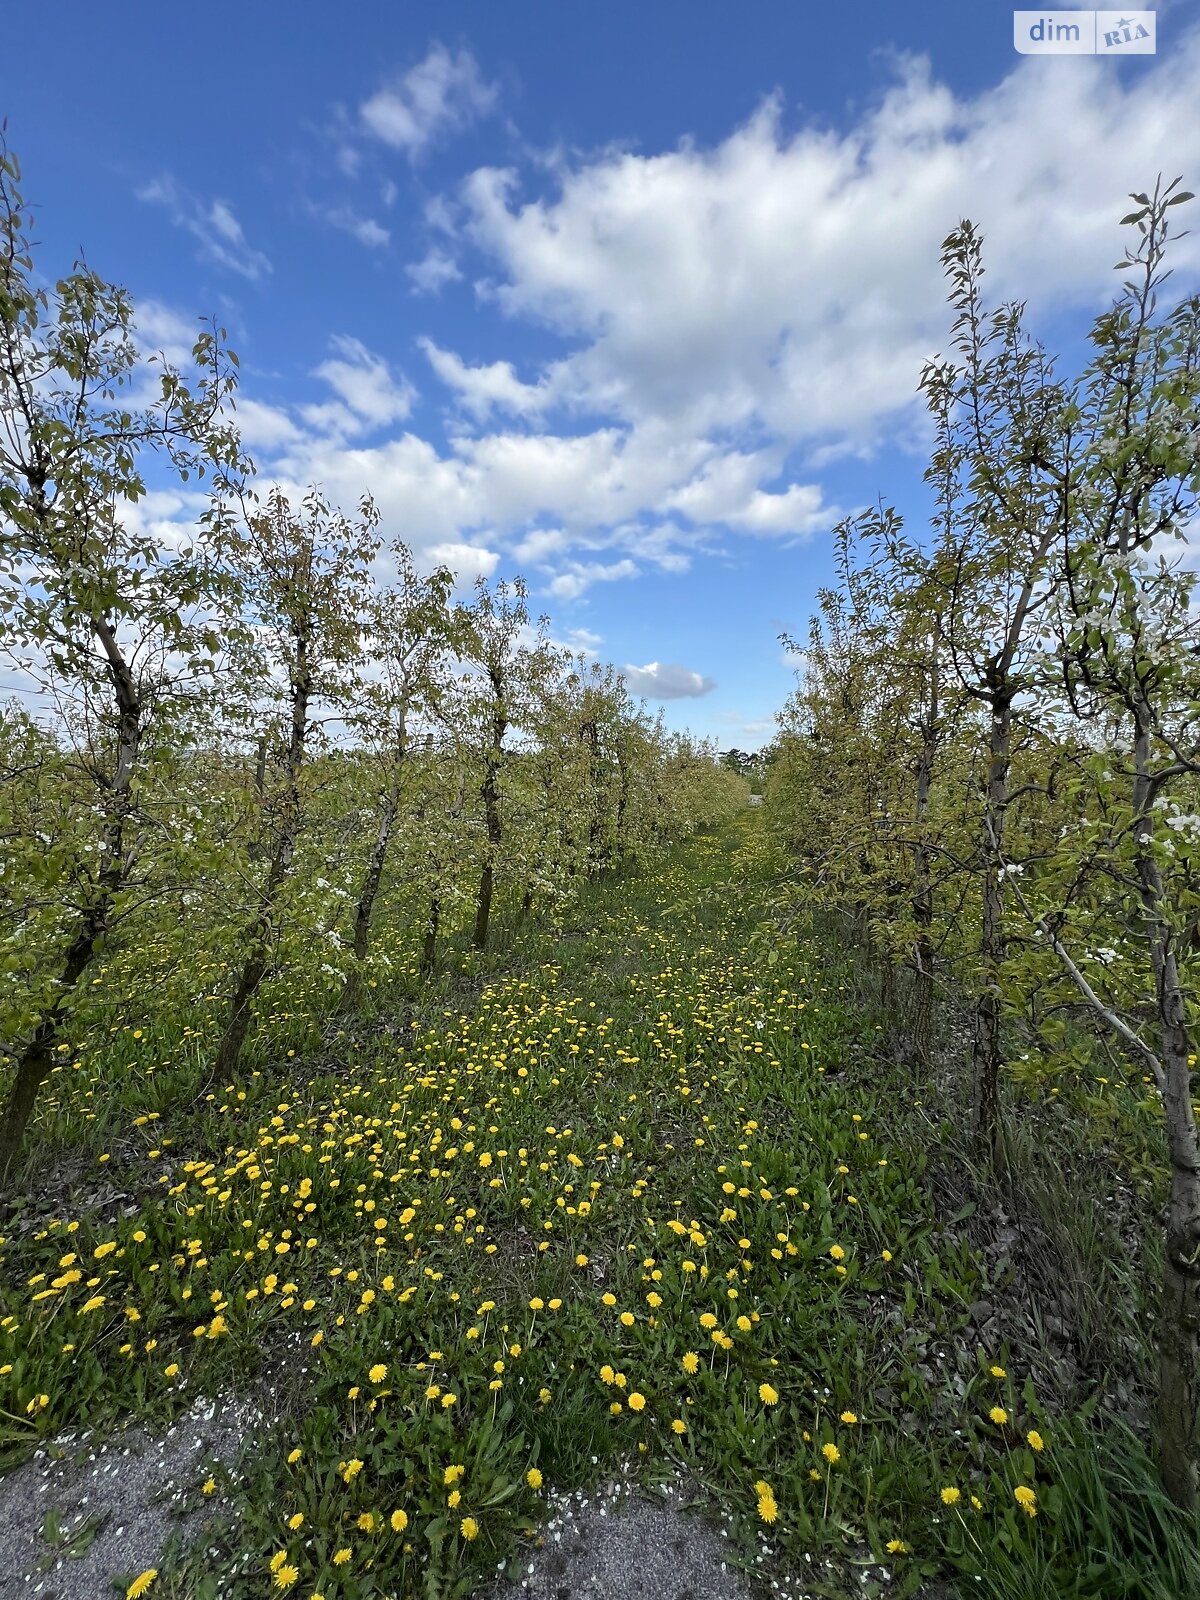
208, 487, 377, 1082
0, 143, 242, 1177
336, 545, 456, 1010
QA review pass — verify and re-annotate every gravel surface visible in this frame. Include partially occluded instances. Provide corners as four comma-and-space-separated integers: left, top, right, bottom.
0, 1395, 256, 1600
489, 1479, 755, 1600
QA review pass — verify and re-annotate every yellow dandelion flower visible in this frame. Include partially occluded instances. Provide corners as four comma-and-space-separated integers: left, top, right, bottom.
126, 1573, 158, 1600
390, 1509, 408, 1532
526, 1468, 543, 1489
940, 1487, 960, 1506
1014, 1485, 1037, 1517
460, 1516, 479, 1541
759, 1383, 779, 1405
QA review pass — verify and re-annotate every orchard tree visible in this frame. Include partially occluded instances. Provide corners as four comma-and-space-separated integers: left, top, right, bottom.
455, 577, 564, 952
209, 487, 376, 1082
0, 143, 242, 1179
920, 219, 1069, 1165
1007, 182, 1200, 1506
337, 545, 456, 1010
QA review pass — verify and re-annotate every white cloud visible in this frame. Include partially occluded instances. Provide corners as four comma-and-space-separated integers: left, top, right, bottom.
137, 175, 271, 281
664, 452, 830, 538
232, 397, 305, 451
621, 661, 715, 700
420, 338, 550, 419
512, 527, 568, 564
133, 300, 201, 368
328, 207, 391, 249
562, 626, 603, 657
427, 541, 500, 581
548, 558, 638, 601
361, 45, 497, 158
407, 248, 463, 293
302, 336, 416, 437
458, 39, 1200, 448
730, 485, 829, 538
217, 32, 1200, 612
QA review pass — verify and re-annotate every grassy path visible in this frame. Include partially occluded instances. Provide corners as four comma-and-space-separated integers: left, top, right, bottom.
0, 823, 1134, 1598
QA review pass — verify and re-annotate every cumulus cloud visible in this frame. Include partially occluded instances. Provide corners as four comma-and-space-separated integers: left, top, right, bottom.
326, 207, 391, 249
407, 248, 463, 293
548, 558, 638, 601
137, 176, 271, 280
621, 661, 716, 700
427, 541, 500, 582
301, 336, 416, 438
133, 300, 203, 368
457, 38, 1200, 447
197, 30, 1200, 614
361, 45, 497, 158
231, 397, 306, 452
420, 338, 551, 420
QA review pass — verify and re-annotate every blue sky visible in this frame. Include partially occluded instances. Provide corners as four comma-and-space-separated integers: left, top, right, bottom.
5, 1, 1199, 747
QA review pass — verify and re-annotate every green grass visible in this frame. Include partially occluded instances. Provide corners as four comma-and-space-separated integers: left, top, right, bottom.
1, 820, 1193, 1599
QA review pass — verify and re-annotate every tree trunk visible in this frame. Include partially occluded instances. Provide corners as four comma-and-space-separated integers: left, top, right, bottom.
0, 907, 107, 1181
910, 951, 934, 1076
1131, 712, 1200, 1507
422, 896, 440, 974
473, 860, 495, 951
212, 640, 310, 1084
1160, 1161, 1200, 1511
880, 959, 898, 1021
473, 746, 503, 952
1, 612, 141, 1183
212, 942, 271, 1084
339, 789, 399, 1015
972, 690, 1011, 1168
909, 650, 939, 1074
